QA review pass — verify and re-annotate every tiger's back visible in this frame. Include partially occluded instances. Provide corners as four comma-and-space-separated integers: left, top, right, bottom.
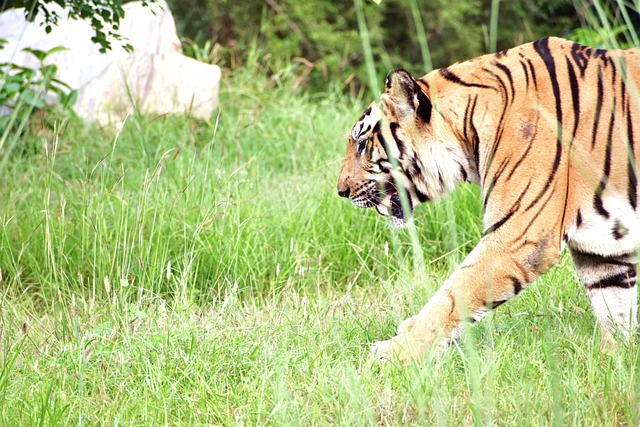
468, 38, 640, 254
420, 38, 640, 249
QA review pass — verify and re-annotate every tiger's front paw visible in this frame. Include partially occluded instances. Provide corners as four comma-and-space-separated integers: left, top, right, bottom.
368, 335, 420, 364
369, 339, 395, 361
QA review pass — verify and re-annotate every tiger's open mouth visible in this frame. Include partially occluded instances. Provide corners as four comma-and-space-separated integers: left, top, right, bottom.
373, 191, 411, 227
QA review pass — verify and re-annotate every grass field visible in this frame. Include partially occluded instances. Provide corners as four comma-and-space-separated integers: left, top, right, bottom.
0, 64, 639, 425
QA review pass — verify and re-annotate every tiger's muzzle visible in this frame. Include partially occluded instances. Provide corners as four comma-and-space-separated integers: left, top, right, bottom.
337, 182, 411, 227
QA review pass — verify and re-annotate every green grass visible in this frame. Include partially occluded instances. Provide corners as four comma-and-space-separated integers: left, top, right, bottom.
0, 64, 639, 425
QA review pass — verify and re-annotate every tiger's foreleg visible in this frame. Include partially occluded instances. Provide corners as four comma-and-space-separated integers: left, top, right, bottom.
371, 233, 561, 363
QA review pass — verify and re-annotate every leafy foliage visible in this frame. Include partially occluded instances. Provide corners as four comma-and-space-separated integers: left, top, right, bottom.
168, 0, 580, 94
1, 0, 158, 52
568, 0, 640, 49
0, 0, 157, 155
0, 41, 77, 144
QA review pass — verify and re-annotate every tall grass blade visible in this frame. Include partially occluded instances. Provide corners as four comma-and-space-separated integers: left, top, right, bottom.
489, 0, 501, 52
591, 0, 618, 48
407, 0, 433, 72
615, 0, 640, 47
354, 0, 379, 97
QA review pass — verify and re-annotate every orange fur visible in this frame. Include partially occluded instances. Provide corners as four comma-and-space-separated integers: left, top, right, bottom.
338, 37, 640, 362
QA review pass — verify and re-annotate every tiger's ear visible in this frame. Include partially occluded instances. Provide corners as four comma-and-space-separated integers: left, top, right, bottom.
385, 68, 432, 123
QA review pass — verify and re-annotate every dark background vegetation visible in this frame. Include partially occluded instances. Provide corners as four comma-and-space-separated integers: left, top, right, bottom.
167, 0, 585, 94
3, 0, 638, 96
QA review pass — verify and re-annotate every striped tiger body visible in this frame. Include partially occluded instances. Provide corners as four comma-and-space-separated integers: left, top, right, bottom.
337, 37, 639, 361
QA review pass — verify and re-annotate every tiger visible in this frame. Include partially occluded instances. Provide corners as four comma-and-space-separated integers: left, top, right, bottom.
337, 37, 639, 362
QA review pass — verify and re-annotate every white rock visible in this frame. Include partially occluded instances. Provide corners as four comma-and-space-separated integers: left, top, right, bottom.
0, 0, 220, 124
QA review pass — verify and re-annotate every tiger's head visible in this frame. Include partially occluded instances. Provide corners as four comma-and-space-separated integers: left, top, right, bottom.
337, 68, 470, 227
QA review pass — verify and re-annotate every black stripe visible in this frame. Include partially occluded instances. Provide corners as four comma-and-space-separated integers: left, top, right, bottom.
520, 60, 530, 91
576, 209, 582, 227
486, 299, 508, 309
522, 182, 557, 232
459, 163, 468, 182
467, 95, 480, 168
388, 122, 405, 155
565, 56, 580, 145
572, 250, 636, 269
484, 66, 509, 104
359, 106, 372, 121
356, 128, 370, 155
530, 38, 563, 212
439, 68, 495, 90
514, 258, 534, 283
486, 180, 530, 233
525, 171, 556, 212
526, 58, 538, 89
605, 259, 636, 268
621, 77, 627, 115
463, 97, 472, 141
594, 107, 615, 218
589, 270, 637, 289
483, 179, 496, 209
407, 156, 427, 184
416, 85, 432, 123
494, 62, 516, 102
570, 43, 589, 77
375, 159, 391, 174
594, 185, 609, 219
512, 277, 523, 295
627, 100, 637, 210
592, 68, 603, 149
612, 223, 626, 240
372, 121, 380, 135
506, 142, 534, 182
483, 99, 509, 187
592, 48, 611, 65
376, 127, 392, 160
483, 158, 511, 207
483, 210, 515, 235
471, 121, 480, 171
415, 187, 429, 203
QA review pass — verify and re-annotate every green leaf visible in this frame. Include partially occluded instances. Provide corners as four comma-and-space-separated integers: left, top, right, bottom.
19, 89, 46, 109
45, 45, 68, 56
2, 83, 21, 95
51, 78, 71, 90
22, 47, 47, 61
16, 68, 36, 80
41, 64, 59, 78
61, 89, 78, 109
0, 114, 11, 131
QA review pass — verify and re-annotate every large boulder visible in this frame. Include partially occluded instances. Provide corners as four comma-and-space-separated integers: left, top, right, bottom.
0, 1, 220, 124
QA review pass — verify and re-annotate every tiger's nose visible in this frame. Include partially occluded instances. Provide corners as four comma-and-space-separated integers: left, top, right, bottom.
338, 187, 350, 198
